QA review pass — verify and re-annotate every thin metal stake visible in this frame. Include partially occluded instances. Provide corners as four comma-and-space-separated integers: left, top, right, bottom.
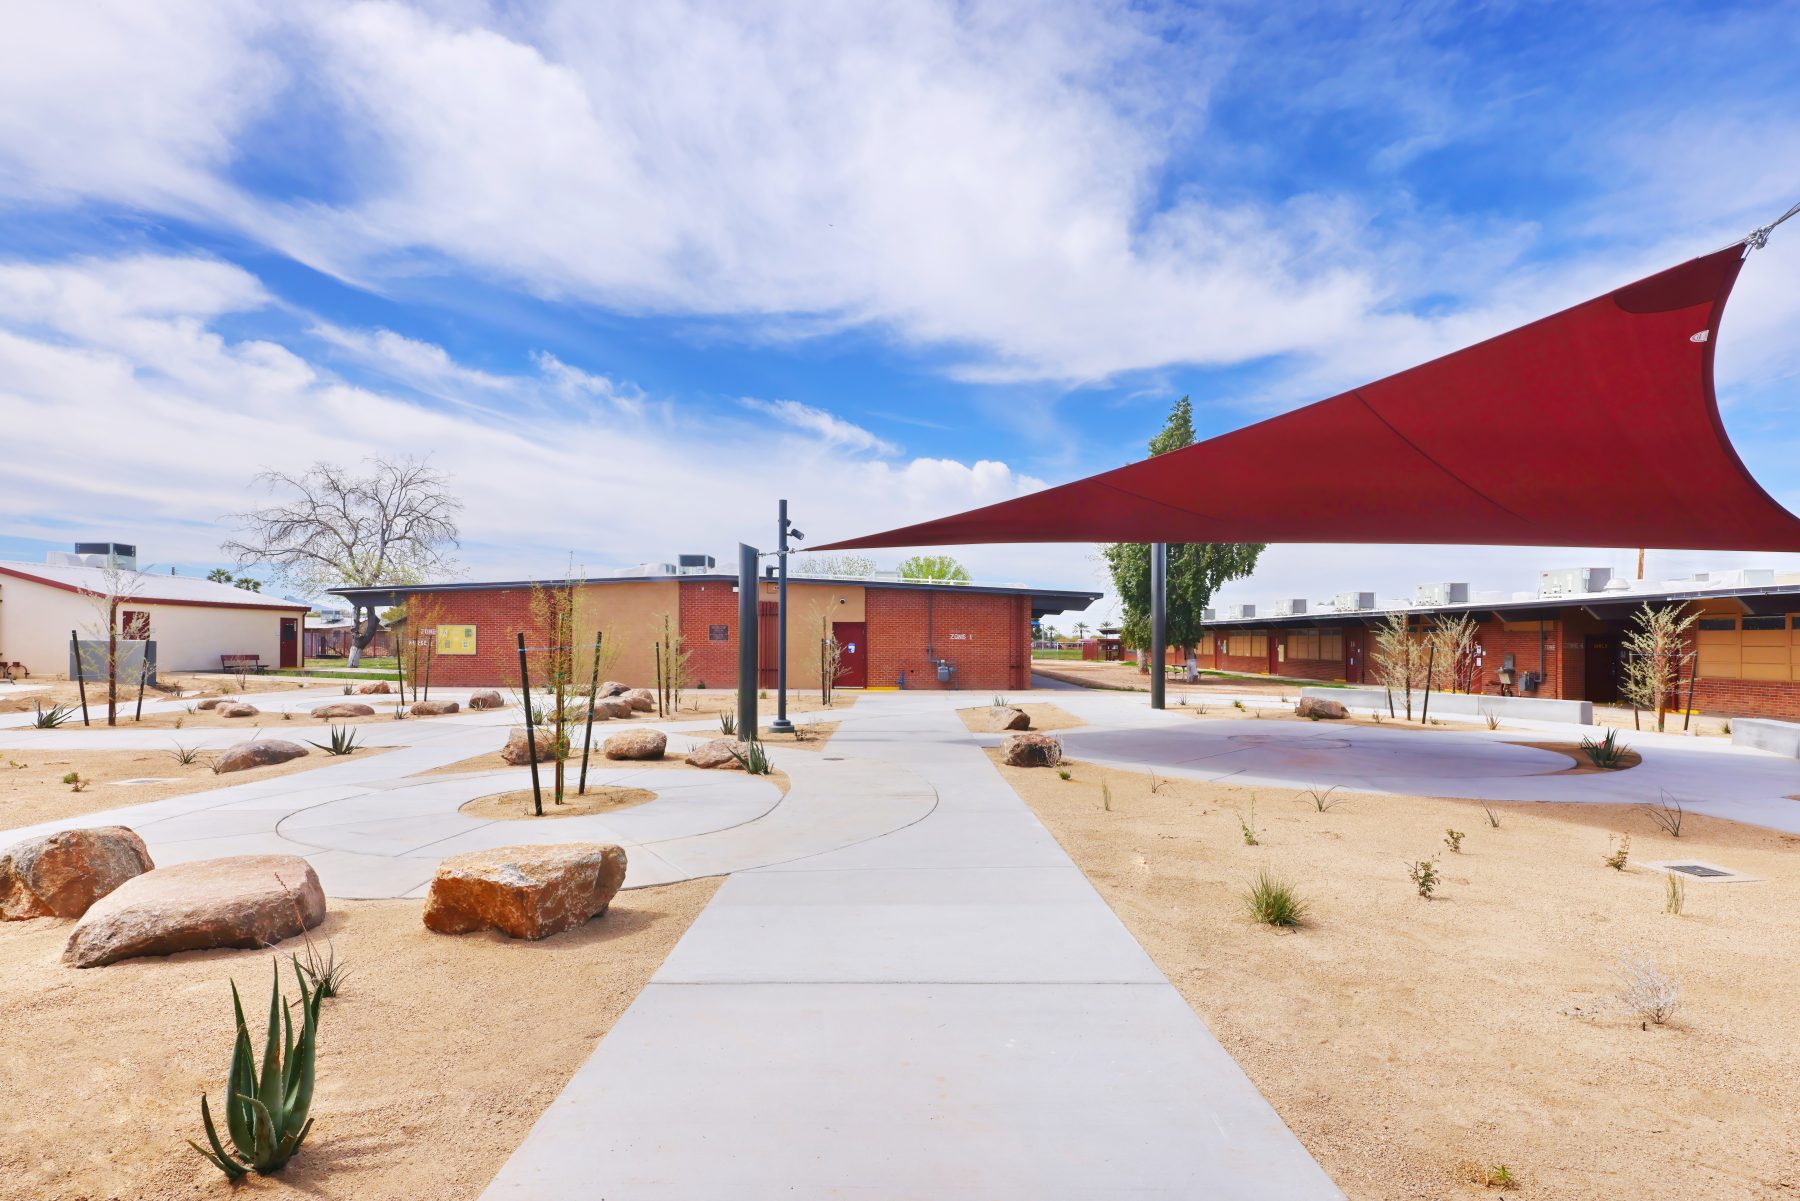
70, 631, 89, 726
578, 633, 602, 794
1421, 646, 1436, 724
134, 645, 149, 722
517, 632, 543, 817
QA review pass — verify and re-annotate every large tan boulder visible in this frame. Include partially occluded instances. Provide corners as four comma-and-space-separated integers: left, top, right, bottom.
213, 740, 309, 774
594, 698, 634, 719
468, 690, 506, 710
1295, 697, 1347, 720
358, 681, 392, 695
423, 844, 628, 940
63, 855, 325, 967
989, 706, 1031, 731
598, 680, 629, 698
621, 691, 655, 713
310, 702, 376, 718
686, 738, 751, 769
501, 727, 563, 765
604, 729, 667, 760
219, 703, 259, 718
1, 827, 153, 920
195, 697, 226, 711
411, 699, 460, 716
1000, 732, 1063, 768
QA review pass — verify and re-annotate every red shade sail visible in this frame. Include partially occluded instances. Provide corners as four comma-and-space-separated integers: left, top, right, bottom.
820, 244, 1800, 552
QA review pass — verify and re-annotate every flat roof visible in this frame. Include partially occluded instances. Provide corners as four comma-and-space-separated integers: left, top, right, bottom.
1200, 580, 1800, 630
0, 561, 309, 611
332, 573, 1102, 619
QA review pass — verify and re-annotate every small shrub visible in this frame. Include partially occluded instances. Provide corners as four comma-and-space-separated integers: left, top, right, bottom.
1101, 779, 1113, 812
1242, 870, 1308, 928
992, 694, 1009, 708
1240, 798, 1260, 846
1300, 784, 1343, 812
1664, 873, 1685, 916
1615, 952, 1679, 1025
62, 771, 86, 793
1579, 729, 1630, 769
1177, 695, 1187, 707
341, 684, 354, 696
1479, 801, 1501, 829
1148, 770, 1170, 795
187, 959, 322, 1178
1483, 1164, 1517, 1189
758, 689, 768, 700
728, 740, 772, 775
1408, 857, 1439, 898
718, 712, 737, 737
173, 715, 186, 729
306, 726, 360, 756
1480, 709, 1500, 730
1721, 718, 1732, 735
1604, 833, 1631, 871
1194, 701, 1210, 715
1444, 829, 1465, 854
1057, 768, 1071, 780
1232, 699, 1245, 711
31, 702, 76, 729
168, 743, 203, 766
280, 711, 292, 721
184, 702, 198, 714
1641, 790, 1685, 837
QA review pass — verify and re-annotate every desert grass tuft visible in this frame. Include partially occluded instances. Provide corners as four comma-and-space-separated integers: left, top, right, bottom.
1242, 869, 1308, 928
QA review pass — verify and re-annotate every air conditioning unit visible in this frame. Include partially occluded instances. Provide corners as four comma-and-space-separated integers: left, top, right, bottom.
66, 542, 138, 570
1273, 598, 1307, 616
1228, 604, 1256, 620
616, 562, 676, 577
1413, 582, 1469, 607
1537, 567, 1611, 598
1332, 590, 1375, 611
677, 553, 716, 570
1201, 608, 1217, 622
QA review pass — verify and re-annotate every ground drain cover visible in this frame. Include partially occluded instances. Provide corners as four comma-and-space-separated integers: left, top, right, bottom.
1648, 860, 1754, 882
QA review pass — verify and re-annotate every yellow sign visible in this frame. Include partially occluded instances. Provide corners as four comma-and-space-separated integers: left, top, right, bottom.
436, 625, 477, 656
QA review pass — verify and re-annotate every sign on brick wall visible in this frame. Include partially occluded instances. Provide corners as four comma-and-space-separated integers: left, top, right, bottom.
437, 624, 477, 655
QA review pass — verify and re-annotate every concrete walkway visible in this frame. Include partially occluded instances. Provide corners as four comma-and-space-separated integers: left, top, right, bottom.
481, 692, 1344, 1199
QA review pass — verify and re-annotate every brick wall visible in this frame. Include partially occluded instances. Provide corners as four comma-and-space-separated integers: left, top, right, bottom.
865, 588, 1029, 690
679, 581, 740, 689
404, 587, 536, 688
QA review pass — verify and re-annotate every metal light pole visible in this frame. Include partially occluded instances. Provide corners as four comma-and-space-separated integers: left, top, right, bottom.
737, 542, 758, 740
770, 500, 798, 734
1150, 542, 1167, 710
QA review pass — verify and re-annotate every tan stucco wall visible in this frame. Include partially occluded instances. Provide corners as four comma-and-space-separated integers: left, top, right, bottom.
0, 575, 293, 676
578, 579, 680, 687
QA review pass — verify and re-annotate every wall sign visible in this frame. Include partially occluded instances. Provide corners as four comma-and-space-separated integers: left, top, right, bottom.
437, 624, 477, 656
949, 632, 972, 641
709, 624, 730, 641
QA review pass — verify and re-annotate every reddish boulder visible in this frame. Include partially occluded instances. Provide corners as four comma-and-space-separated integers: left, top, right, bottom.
358, 681, 392, 695
501, 727, 563, 765
212, 740, 309, 774
686, 738, 751, 769
468, 690, 507, 710
1000, 732, 1063, 768
604, 729, 667, 760
219, 703, 260, 718
423, 843, 628, 940
598, 680, 629, 697
310, 702, 376, 718
63, 854, 325, 967
411, 700, 461, 716
1, 827, 154, 920
989, 706, 1031, 731
1295, 697, 1347, 720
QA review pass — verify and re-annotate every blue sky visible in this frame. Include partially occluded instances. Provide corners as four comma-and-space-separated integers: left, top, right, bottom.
1, 1, 1797, 624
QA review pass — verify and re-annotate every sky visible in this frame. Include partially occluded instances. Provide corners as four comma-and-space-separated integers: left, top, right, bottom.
1, 0, 1798, 628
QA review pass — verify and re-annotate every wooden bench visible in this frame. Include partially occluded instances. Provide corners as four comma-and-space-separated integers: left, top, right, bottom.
219, 654, 267, 675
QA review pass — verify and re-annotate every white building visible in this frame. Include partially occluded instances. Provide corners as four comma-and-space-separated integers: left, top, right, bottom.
0, 549, 309, 677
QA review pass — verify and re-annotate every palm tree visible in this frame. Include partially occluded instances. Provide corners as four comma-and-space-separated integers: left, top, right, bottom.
207, 567, 234, 583
1073, 621, 1090, 639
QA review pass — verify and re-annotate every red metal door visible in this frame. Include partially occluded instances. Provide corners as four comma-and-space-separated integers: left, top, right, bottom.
757, 601, 779, 689
833, 621, 868, 688
1345, 632, 1363, 684
279, 618, 300, 668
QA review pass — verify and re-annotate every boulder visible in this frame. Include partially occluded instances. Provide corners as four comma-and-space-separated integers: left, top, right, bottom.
63, 854, 325, 967
310, 702, 376, 718
604, 729, 667, 760
219, 703, 260, 718
1000, 732, 1063, 768
1, 827, 154, 920
468, 690, 507, 710
594, 698, 634, 720
597, 680, 629, 698
686, 738, 751, 769
1295, 697, 1347, 720
212, 739, 310, 774
621, 691, 655, 712
424, 843, 628, 940
411, 700, 461, 716
358, 681, 392, 695
195, 697, 226, 711
501, 727, 563, 765
989, 706, 1031, 731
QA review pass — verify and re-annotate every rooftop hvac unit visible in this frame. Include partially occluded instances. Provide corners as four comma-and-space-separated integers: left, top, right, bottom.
677, 553, 716, 570
1228, 603, 1256, 620
1201, 608, 1216, 623
1413, 581, 1469, 607
1331, 590, 1375, 611
616, 562, 676, 577
1273, 598, 1307, 616
1537, 567, 1611, 598
57, 542, 138, 570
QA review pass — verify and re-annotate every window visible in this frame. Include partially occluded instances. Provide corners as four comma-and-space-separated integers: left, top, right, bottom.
1742, 615, 1788, 631
1284, 629, 1345, 661
1225, 632, 1268, 658
121, 610, 150, 639
1695, 614, 1800, 681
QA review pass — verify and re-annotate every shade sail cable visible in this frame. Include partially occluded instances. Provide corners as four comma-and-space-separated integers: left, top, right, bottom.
818, 231, 1800, 554
1742, 197, 1800, 252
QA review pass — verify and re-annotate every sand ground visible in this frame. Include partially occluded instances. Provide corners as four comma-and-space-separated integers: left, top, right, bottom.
459, 785, 654, 820
0, 745, 399, 831
0, 878, 719, 1200
955, 702, 1085, 734
998, 753, 1800, 1199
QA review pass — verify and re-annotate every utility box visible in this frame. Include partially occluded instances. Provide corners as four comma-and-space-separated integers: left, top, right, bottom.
1413, 582, 1469, 607
1332, 590, 1376, 611
1273, 598, 1307, 617
1537, 567, 1611, 598
1228, 604, 1256, 620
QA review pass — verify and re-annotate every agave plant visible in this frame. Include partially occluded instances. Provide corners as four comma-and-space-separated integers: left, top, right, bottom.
31, 701, 76, 729
728, 739, 772, 776
305, 725, 360, 756
718, 712, 737, 736
1579, 728, 1630, 769
189, 960, 322, 1179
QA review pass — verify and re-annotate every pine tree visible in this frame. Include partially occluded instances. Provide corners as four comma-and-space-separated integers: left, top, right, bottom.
1102, 397, 1264, 671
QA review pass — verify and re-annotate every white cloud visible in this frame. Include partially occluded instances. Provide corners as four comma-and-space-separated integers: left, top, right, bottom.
739, 398, 897, 456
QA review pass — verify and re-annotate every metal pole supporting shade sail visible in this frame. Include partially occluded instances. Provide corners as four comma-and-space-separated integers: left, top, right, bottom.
813, 244, 1800, 553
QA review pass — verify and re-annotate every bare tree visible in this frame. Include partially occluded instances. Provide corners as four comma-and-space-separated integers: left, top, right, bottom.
807, 598, 850, 705
222, 458, 461, 666
79, 561, 149, 727
1371, 610, 1429, 720
1428, 613, 1480, 694
1620, 602, 1697, 733
527, 576, 581, 808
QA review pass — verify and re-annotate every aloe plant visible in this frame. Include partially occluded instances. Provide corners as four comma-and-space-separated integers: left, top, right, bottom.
718, 712, 737, 736
189, 960, 322, 1179
728, 739, 772, 775
305, 725, 360, 756
31, 701, 76, 729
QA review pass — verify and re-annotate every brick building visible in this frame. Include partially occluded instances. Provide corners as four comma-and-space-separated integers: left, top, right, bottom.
1195, 568, 1800, 720
334, 561, 1098, 693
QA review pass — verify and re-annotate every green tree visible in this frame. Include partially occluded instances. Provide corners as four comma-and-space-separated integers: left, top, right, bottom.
207, 568, 234, 584
898, 554, 970, 582
234, 576, 262, 592
1102, 396, 1264, 667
